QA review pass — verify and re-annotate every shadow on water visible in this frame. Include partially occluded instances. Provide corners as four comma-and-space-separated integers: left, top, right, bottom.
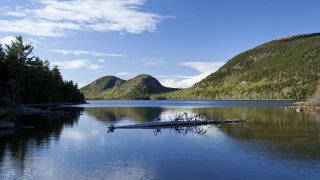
1, 104, 320, 178
190, 107, 320, 161
208, 108, 320, 161
87, 106, 320, 161
0, 107, 83, 175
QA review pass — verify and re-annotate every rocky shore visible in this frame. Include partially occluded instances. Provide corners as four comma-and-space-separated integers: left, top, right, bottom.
0, 105, 78, 116
0, 101, 86, 116
0, 105, 80, 131
283, 101, 320, 112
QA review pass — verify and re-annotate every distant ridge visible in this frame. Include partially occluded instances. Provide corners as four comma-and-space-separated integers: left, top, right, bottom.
81, 74, 179, 99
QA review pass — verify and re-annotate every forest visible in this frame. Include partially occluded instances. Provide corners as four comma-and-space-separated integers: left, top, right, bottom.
162, 33, 320, 100
0, 36, 84, 107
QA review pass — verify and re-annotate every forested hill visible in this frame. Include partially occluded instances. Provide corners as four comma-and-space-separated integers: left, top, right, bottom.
0, 36, 84, 107
163, 33, 320, 100
81, 76, 125, 99
81, 74, 179, 99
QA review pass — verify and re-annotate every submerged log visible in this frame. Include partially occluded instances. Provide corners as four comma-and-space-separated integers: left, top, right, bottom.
108, 119, 243, 132
108, 113, 245, 133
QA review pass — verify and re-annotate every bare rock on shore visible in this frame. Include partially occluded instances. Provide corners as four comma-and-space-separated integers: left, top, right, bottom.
0, 106, 75, 117
19, 106, 42, 114
0, 121, 15, 129
283, 101, 320, 112
0, 128, 16, 137
296, 107, 304, 112
0, 108, 9, 115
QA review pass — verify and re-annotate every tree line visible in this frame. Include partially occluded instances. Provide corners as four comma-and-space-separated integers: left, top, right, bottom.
0, 36, 84, 107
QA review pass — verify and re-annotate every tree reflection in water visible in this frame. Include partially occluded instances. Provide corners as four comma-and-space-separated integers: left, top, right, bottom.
0, 107, 83, 177
152, 125, 210, 136
97, 106, 320, 161
2, 104, 320, 178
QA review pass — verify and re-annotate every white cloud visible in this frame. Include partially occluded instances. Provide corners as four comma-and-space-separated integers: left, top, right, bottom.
159, 61, 225, 88
51, 59, 101, 70
156, 75, 192, 79
159, 75, 207, 88
98, 59, 106, 63
0, 36, 39, 46
115, 72, 130, 76
0, 36, 16, 45
140, 57, 166, 66
179, 62, 224, 74
0, 19, 81, 37
49, 49, 124, 57
27, 38, 40, 45
0, 0, 164, 37
78, 83, 88, 88
122, 57, 166, 66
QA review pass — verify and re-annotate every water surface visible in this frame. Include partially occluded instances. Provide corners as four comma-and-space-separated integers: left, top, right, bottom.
1, 100, 320, 179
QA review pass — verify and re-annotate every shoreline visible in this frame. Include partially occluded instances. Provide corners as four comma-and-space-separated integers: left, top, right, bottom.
0, 101, 87, 116
84, 99, 298, 101
282, 101, 320, 112
2, 99, 319, 116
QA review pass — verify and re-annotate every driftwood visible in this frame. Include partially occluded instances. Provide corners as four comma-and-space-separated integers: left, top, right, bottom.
108, 120, 243, 133
113, 120, 242, 129
170, 112, 206, 121
107, 112, 244, 133
108, 113, 243, 134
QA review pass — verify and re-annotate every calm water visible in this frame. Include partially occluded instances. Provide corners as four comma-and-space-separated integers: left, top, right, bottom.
1, 100, 320, 179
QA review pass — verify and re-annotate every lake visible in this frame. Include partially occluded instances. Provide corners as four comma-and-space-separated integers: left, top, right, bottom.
1, 100, 320, 179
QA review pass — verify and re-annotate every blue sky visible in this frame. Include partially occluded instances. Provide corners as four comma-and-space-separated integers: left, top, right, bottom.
0, 0, 319, 88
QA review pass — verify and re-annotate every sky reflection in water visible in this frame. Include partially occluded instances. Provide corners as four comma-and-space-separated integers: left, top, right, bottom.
1, 100, 320, 179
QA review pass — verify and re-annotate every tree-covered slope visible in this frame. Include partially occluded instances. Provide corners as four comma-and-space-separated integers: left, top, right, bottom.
80, 76, 125, 99
164, 33, 320, 100
81, 74, 179, 99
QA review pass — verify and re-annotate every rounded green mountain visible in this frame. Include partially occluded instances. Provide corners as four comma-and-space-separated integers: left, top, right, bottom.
82, 33, 320, 100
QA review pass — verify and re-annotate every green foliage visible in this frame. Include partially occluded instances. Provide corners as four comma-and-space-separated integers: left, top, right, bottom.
0, 36, 84, 106
311, 85, 320, 106
81, 74, 179, 99
81, 33, 320, 100
80, 76, 125, 99
163, 33, 320, 100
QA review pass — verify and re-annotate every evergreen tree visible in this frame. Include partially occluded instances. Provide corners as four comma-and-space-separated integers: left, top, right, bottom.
0, 36, 84, 107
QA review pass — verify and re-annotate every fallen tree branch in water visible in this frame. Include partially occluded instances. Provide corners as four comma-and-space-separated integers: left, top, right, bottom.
170, 112, 207, 121
107, 119, 244, 133
107, 113, 245, 133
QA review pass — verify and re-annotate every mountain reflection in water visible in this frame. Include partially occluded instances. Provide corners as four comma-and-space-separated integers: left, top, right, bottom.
1, 101, 320, 179
86, 106, 320, 161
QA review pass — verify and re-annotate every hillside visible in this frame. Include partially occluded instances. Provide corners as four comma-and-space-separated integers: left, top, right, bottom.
81, 76, 125, 99
163, 33, 320, 100
81, 74, 178, 99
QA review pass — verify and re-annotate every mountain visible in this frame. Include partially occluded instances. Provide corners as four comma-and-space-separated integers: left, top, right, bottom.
162, 33, 320, 100
80, 76, 125, 99
81, 74, 179, 99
